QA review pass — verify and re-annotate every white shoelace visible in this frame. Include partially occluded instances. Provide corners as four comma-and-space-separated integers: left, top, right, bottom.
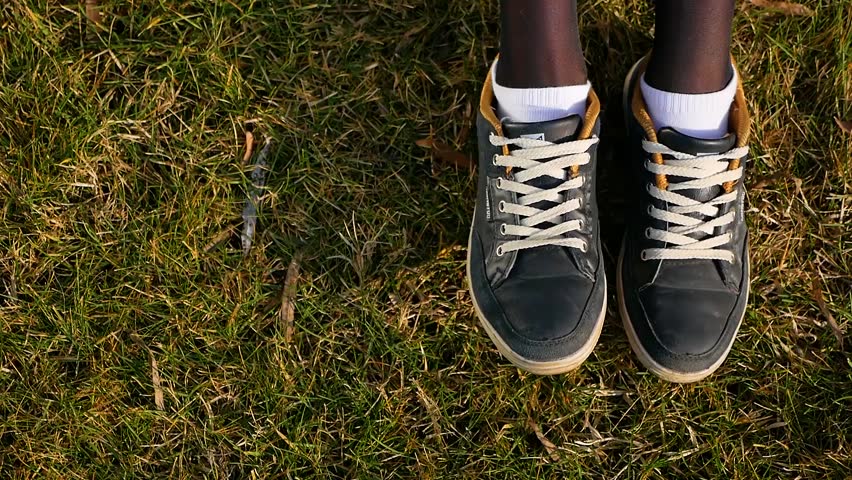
641, 140, 749, 262
489, 134, 599, 256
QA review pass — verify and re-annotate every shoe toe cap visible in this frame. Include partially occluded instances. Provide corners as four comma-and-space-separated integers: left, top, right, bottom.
638, 285, 737, 356
495, 274, 595, 342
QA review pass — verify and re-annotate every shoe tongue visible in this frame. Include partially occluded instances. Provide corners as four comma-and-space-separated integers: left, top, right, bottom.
502, 115, 582, 144
501, 115, 586, 273
501, 114, 584, 193
657, 127, 737, 156
655, 128, 738, 240
500, 114, 584, 206
657, 127, 737, 203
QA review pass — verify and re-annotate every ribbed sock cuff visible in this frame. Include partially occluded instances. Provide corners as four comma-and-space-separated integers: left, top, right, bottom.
640, 68, 738, 139
491, 61, 591, 123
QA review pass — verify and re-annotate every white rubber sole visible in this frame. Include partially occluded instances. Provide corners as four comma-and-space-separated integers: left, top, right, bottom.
466, 233, 607, 375
616, 242, 748, 383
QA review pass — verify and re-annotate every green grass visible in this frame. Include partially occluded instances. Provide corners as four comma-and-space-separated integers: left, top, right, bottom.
1, 0, 851, 478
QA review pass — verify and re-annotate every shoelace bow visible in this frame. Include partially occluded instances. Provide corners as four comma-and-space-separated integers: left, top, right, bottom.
641, 140, 749, 263
489, 134, 599, 256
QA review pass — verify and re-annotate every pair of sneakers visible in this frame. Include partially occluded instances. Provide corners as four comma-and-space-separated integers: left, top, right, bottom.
467, 57, 751, 383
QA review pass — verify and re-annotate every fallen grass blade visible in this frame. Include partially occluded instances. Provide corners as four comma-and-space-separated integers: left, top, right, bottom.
583, 410, 604, 441
749, 0, 814, 16
129, 333, 165, 411
416, 383, 444, 442
415, 137, 474, 170
811, 279, 844, 347
280, 253, 302, 343
2, 265, 17, 304
527, 419, 560, 462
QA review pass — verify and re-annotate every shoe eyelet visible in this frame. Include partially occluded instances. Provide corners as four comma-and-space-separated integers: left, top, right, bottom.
495, 178, 503, 189
646, 183, 652, 194
498, 201, 506, 213
640, 250, 648, 261
578, 219, 585, 229
496, 245, 505, 257
577, 197, 584, 208
644, 227, 651, 239
500, 223, 507, 235
646, 205, 653, 216
491, 154, 498, 166
580, 241, 588, 253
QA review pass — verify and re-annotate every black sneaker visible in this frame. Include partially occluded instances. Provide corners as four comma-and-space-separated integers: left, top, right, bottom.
618, 57, 752, 383
466, 65, 607, 375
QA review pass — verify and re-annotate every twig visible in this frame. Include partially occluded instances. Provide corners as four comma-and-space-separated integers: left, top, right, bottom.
242, 130, 255, 166
203, 225, 236, 253
280, 253, 302, 342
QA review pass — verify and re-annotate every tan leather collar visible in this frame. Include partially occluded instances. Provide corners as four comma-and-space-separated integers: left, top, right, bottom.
479, 58, 602, 175
630, 55, 750, 192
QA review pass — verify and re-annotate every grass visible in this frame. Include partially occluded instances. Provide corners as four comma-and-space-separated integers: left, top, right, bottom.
1, 0, 850, 478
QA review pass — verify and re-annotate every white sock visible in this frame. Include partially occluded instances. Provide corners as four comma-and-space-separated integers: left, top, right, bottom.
640, 68, 738, 139
491, 61, 590, 123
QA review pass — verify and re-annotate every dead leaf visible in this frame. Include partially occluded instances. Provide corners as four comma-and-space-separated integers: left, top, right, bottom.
85, 0, 101, 25
749, 0, 814, 16
811, 279, 844, 347
527, 419, 560, 462
834, 117, 852, 134
415, 137, 474, 170
750, 172, 785, 190
129, 333, 165, 410
280, 253, 302, 342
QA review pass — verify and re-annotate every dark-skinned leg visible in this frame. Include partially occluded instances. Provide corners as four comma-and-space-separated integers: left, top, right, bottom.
645, 0, 735, 94
496, 0, 586, 88
492, 0, 589, 123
